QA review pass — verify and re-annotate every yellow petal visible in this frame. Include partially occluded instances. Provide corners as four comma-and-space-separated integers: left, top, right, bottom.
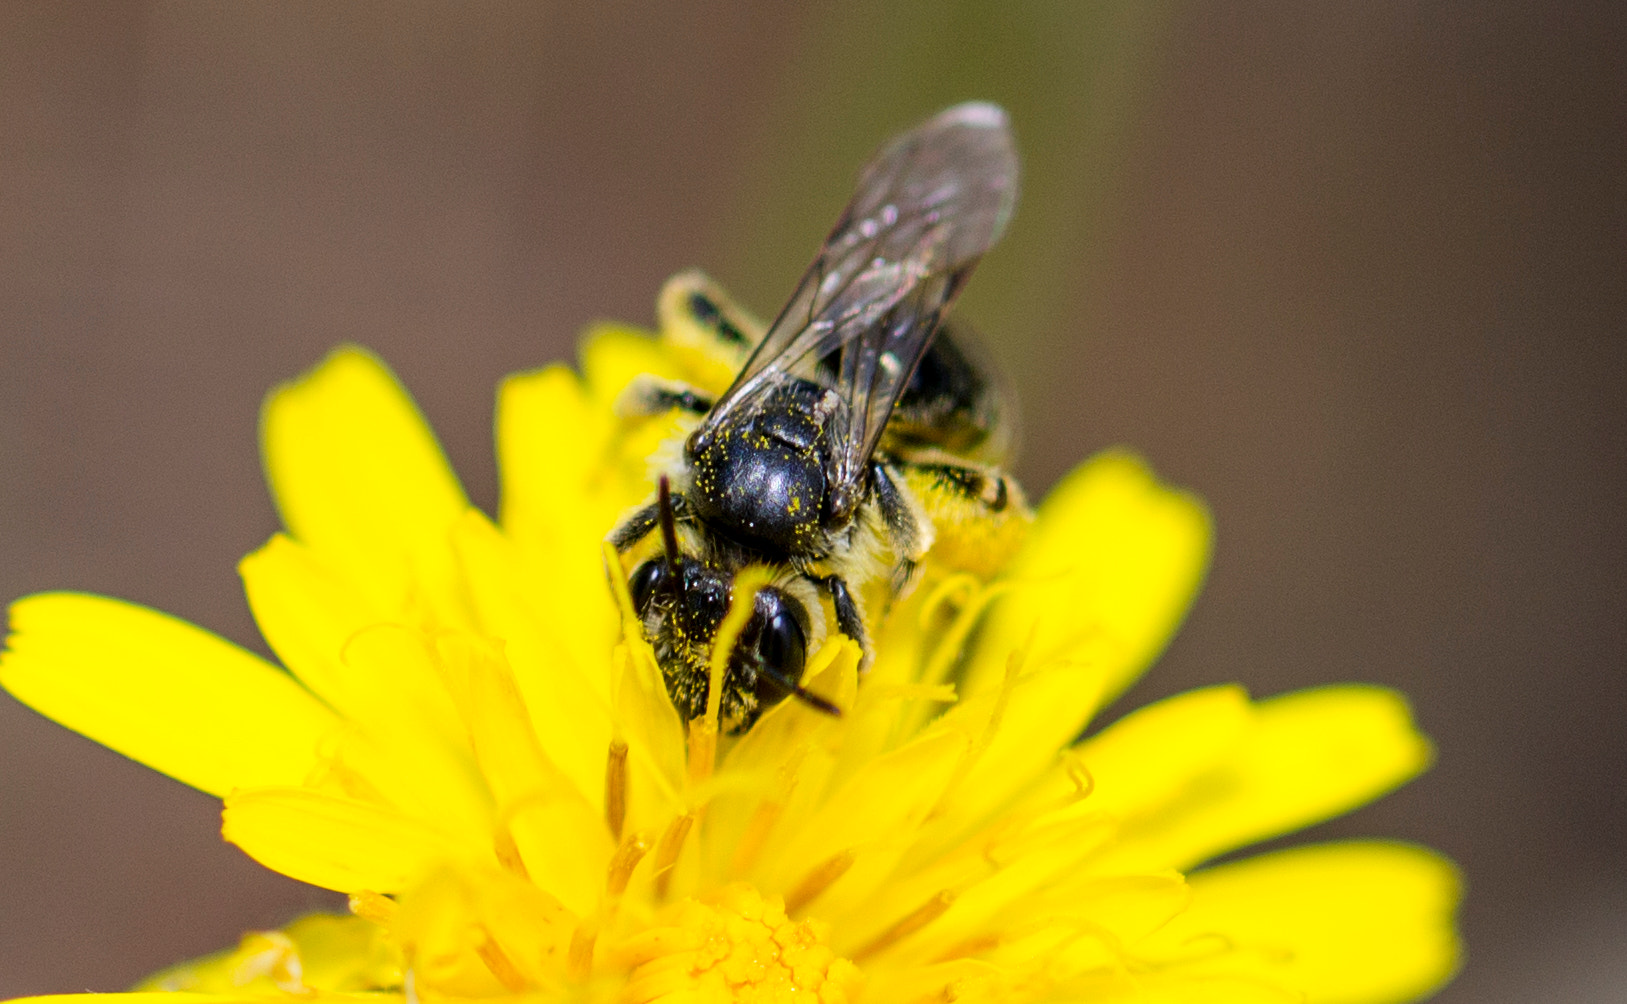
960, 873, 1191, 984
13, 997, 387, 1004
498, 364, 615, 548
1157, 841, 1462, 1004
968, 450, 1211, 710
933, 658, 1108, 837
138, 913, 399, 993
223, 787, 474, 893
306, 714, 493, 853
240, 533, 374, 708
393, 865, 574, 996
496, 363, 658, 552
876, 814, 1129, 969
261, 345, 469, 621
854, 959, 1008, 1004
270, 914, 399, 991
1076, 685, 1253, 820
1062, 974, 1301, 1003
767, 730, 970, 935
432, 634, 612, 917
611, 643, 688, 834
1094, 686, 1432, 873
579, 321, 687, 403
492, 359, 670, 774
773, 728, 967, 884
240, 536, 494, 841
0, 593, 336, 797
241, 533, 473, 754
452, 509, 615, 804
890, 653, 1108, 876
1038, 872, 1191, 952
702, 638, 859, 882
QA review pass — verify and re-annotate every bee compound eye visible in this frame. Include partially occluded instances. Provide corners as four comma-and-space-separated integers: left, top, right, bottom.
750, 606, 808, 705
628, 560, 666, 613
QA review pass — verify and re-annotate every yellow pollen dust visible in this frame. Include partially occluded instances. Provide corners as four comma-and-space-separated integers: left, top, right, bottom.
619, 885, 861, 1004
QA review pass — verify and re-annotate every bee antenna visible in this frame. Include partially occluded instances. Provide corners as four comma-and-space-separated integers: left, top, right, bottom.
657, 475, 681, 573
792, 685, 843, 718
754, 658, 843, 719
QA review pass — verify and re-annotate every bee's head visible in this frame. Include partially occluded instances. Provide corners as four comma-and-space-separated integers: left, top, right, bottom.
623, 475, 832, 733
627, 556, 812, 733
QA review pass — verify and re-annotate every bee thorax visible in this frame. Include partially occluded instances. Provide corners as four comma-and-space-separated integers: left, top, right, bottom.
687, 417, 830, 554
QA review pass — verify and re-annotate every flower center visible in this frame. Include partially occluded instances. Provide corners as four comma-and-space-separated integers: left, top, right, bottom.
618, 884, 861, 1004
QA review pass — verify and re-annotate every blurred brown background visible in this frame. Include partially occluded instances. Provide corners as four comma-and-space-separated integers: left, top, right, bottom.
2, 3, 1622, 1000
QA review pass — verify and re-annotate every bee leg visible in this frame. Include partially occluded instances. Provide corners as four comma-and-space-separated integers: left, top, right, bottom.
889, 558, 922, 599
872, 462, 931, 557
608, 502, 661, 551
615, 375, 715, 418
814, 573, 871, 667
675, 284, 757, 352
910, 459, 1014, 511
607, 489, 691, 552
893, 455, 1033, 578
657, 271, 765, 359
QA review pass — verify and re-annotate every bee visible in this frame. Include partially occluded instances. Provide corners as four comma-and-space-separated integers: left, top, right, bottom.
610, 102, 1031, 733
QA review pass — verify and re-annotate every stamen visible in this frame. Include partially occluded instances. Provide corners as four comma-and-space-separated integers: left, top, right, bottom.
651, 811, 695, 900
687, 717, 717, 789
867, 682, 958, 704
730, 748, 808, 877
601, 541, 642, 640
688, 565, 773, 787
707, 567, 772, 722
319, 757, 391, 806
606, 739, 629, 841
1061, 749, 1096, 800
919, 577, 1008, 690
606, 831, 652, 898
492, 821, 530, 879
784, 849, 856, 914
568, 919, 599, 982
347, 890, 397, 924
728, 799, 784, 877
917, 572, 980, 630
474, 927, 528, 992
935, 933, 1003, 962
853, 890, 957, 961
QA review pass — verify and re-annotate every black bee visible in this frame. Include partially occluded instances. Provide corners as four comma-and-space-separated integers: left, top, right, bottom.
610, 102, 1027, 733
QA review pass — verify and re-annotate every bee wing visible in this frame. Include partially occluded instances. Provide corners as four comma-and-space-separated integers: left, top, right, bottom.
700, 102, 1018, 519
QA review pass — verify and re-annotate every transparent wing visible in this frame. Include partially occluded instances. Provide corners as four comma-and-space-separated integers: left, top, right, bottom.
698, 102, 1019, 520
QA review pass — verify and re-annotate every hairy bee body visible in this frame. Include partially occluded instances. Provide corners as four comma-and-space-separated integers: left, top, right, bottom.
610, 103, 1030, 732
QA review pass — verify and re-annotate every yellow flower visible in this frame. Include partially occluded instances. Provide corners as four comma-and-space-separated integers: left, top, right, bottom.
2, 295, 1459, 1004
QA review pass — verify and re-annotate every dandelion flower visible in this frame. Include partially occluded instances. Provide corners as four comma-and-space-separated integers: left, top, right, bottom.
2, 282, 1459, 1004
